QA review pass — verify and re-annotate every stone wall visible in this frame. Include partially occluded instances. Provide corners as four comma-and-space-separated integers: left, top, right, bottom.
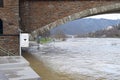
0, 0, 19, 34
0, 36, 19, 56
0, 0, 19, 55
20, 0, 119, 33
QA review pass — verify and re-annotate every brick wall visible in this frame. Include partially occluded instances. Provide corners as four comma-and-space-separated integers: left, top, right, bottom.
0, 0, 19, 55
19, 0, 119, 33
0, 36, 19, 56
0, 0, 19, 34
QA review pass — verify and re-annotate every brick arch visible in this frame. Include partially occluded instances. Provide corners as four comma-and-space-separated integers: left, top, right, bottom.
31, 3, 120, 39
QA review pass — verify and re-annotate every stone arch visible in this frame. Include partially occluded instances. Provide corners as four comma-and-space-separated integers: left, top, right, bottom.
0, 19, 3, 34
31, 3, 120, 39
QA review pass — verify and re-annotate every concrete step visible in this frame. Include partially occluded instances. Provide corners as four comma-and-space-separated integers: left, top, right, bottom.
0, 67, 40, 80
0, 56, 29, 69
0, 56, 41, 80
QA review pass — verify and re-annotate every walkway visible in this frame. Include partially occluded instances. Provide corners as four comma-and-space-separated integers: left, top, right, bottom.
0, 56, 40, 80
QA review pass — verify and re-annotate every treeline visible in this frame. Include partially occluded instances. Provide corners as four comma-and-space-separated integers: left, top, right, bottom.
76, 24, 120, 38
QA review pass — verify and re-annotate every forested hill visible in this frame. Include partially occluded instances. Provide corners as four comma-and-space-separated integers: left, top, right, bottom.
50, 18, 120, 35
80, 24, 120, 38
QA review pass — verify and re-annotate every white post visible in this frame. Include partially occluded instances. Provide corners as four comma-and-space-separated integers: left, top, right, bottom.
20, 33, 29, 56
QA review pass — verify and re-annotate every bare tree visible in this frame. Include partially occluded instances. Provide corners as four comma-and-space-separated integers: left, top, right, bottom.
53, 29, 66, 41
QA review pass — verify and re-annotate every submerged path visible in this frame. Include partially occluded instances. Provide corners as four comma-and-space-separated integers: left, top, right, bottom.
22, 50, 72, 80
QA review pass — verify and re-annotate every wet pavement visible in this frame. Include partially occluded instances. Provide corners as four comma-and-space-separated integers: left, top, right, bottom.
0, 56, 40, 80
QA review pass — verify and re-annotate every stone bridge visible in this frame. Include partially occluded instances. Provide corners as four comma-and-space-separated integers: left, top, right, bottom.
0, 0, 120, 55
19, 0, 120, 39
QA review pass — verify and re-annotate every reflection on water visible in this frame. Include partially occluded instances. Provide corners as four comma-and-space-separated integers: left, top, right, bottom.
22, 51, 73, 80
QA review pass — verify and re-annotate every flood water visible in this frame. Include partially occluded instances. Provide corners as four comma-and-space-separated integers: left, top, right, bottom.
23, 38, 120, 80
22, 51, 73, 80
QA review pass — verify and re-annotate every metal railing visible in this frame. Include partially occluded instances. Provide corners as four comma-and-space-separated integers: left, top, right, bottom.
0, 46, 15, 56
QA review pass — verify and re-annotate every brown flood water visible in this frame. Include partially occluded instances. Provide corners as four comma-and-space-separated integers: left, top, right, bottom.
22, 51, 73, 80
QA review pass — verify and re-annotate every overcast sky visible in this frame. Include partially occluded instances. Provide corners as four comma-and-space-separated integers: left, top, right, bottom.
86, 13, 120, 20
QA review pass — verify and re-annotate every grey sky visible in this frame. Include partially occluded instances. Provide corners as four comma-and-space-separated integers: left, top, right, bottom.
86, 13, 120, 20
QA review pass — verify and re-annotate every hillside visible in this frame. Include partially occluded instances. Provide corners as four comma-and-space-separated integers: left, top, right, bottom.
80, 24, 120, 38
50, 18, 120, 35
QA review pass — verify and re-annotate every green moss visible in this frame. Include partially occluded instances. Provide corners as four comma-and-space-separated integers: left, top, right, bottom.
40, 38, 51, 44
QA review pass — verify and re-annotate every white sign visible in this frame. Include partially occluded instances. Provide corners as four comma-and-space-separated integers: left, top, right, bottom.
20, 33, 29, 47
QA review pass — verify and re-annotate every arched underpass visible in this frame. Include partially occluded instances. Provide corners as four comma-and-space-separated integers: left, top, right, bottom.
23, 2, 120, 80
30, 3, 120, 39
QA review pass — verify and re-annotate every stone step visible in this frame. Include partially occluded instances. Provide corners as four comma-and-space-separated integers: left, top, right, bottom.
0, 56, 29, 69
0, 67, 40, 80
0, 56, 41, 80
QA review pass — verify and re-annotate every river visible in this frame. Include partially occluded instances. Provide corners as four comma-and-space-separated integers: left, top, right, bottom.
23, 38, 120, 80
22, 50, 73, 80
